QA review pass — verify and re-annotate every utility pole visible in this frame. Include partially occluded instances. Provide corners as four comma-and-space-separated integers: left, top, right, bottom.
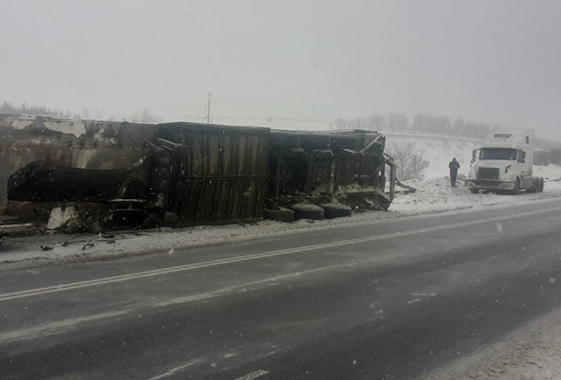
204, 93, 211, 124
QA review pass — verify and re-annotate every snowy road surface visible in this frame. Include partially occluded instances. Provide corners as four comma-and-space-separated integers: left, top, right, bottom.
2, 199, 561, 379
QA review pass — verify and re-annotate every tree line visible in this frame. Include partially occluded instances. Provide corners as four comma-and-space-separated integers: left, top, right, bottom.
331, 112, 496, 140
0, 100, 79, 118
1, 100, 161, 123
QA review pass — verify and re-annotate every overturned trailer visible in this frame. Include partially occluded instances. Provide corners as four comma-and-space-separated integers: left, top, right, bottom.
4, 121, 395, 233
266, 129, 395, 222
148, 122, 270, 226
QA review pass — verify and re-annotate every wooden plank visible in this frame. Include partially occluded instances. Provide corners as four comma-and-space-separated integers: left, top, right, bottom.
208, 133, 219, 177
192, 131, 203, 177
237, 136, 246, 177
201, 179, 218, 222
245, 179, 257, 218
225, 179, 237, 220
183, 181, 202, 223
238, 178, 249, 218
193, 181, 207, 223
255, 178, 267, 218
172, 178, 186, 216
222, 134, 231, 176
209, 179, 224, 221
217, 131, 225, 177
178, 182, 194, 223
228, 180, 242, 220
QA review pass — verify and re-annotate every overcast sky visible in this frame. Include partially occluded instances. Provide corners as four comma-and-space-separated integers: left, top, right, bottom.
2, 0, 560, 139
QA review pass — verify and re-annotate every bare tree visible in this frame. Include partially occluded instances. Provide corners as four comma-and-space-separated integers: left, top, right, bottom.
407, 153, 431, 180
388, 141, 430, 181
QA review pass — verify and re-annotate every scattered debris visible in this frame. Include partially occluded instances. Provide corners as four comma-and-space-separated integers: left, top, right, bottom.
82, 243, 95, 250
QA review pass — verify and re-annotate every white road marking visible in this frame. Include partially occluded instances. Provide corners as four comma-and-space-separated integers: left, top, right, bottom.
407, 298, 422, 304
0, 261, 359, 344
0, 206, 559, 303
0, 261, 362, 344
0, 309, 131, 343
146, 360, 201, 380
233, 370, 270, 380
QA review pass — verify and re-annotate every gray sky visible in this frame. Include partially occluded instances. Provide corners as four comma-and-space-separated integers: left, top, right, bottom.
2, 0, 560, 139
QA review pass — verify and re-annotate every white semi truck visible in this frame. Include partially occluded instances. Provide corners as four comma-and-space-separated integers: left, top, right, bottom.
466, 128, 544, 194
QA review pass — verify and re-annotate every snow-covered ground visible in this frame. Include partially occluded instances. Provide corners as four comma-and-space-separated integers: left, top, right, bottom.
392, 172, 561, 215
385, 133, 480, 179
385, 133, 561, 214
424, 307, 561, 380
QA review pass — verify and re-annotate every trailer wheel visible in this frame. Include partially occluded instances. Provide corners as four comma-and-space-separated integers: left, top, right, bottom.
470, 188, 480, 194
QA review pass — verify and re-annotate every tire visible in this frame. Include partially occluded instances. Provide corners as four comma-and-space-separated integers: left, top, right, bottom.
289, 204, 325, 221
320, 203, 352, 219
510, 178, 520, 195
470, 188, 480, 194
264, 208, 295, 223
526, 179, 538, 193
539, 177, 545, 193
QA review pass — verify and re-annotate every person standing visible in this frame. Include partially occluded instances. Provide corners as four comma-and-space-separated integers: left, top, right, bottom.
449, 158, 461, 187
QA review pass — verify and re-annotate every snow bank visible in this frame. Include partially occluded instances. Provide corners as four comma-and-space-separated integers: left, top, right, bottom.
392, 169, 561, 215
535, 164, 561, 181
385, 134, 480, 179
424, 308, 561, 380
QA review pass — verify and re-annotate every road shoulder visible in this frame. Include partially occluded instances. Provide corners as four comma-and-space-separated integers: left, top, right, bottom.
424, 305, 561, 380
1, 191, 559, 272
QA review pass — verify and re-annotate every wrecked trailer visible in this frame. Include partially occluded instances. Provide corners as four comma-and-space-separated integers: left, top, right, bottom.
265, 129, 396, 222
6, 152, 156, 232
4, 122, 395, 233
8, 157, 151, 203
5, 122, 272, 231
150, 122, 270, 226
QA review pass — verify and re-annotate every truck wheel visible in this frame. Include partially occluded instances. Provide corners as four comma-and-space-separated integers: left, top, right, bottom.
510, 178, 520, 195
526, 178, 538, 193
470, 188, 480, 194
539, 177, 545, 192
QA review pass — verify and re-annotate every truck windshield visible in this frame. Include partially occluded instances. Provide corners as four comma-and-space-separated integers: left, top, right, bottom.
479, 148, 518, 160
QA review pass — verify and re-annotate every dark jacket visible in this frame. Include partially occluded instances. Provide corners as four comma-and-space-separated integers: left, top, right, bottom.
449, 161, 460, 175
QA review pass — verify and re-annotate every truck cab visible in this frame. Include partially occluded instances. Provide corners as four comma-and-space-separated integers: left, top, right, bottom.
467, 129, 544, 194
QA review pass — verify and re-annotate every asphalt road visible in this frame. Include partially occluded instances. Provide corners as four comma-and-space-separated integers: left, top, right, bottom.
2, 199, 561, 380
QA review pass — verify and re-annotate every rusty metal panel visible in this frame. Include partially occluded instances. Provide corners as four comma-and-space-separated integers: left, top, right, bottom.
155, 122, 270, 225
267, 129, 389, 211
